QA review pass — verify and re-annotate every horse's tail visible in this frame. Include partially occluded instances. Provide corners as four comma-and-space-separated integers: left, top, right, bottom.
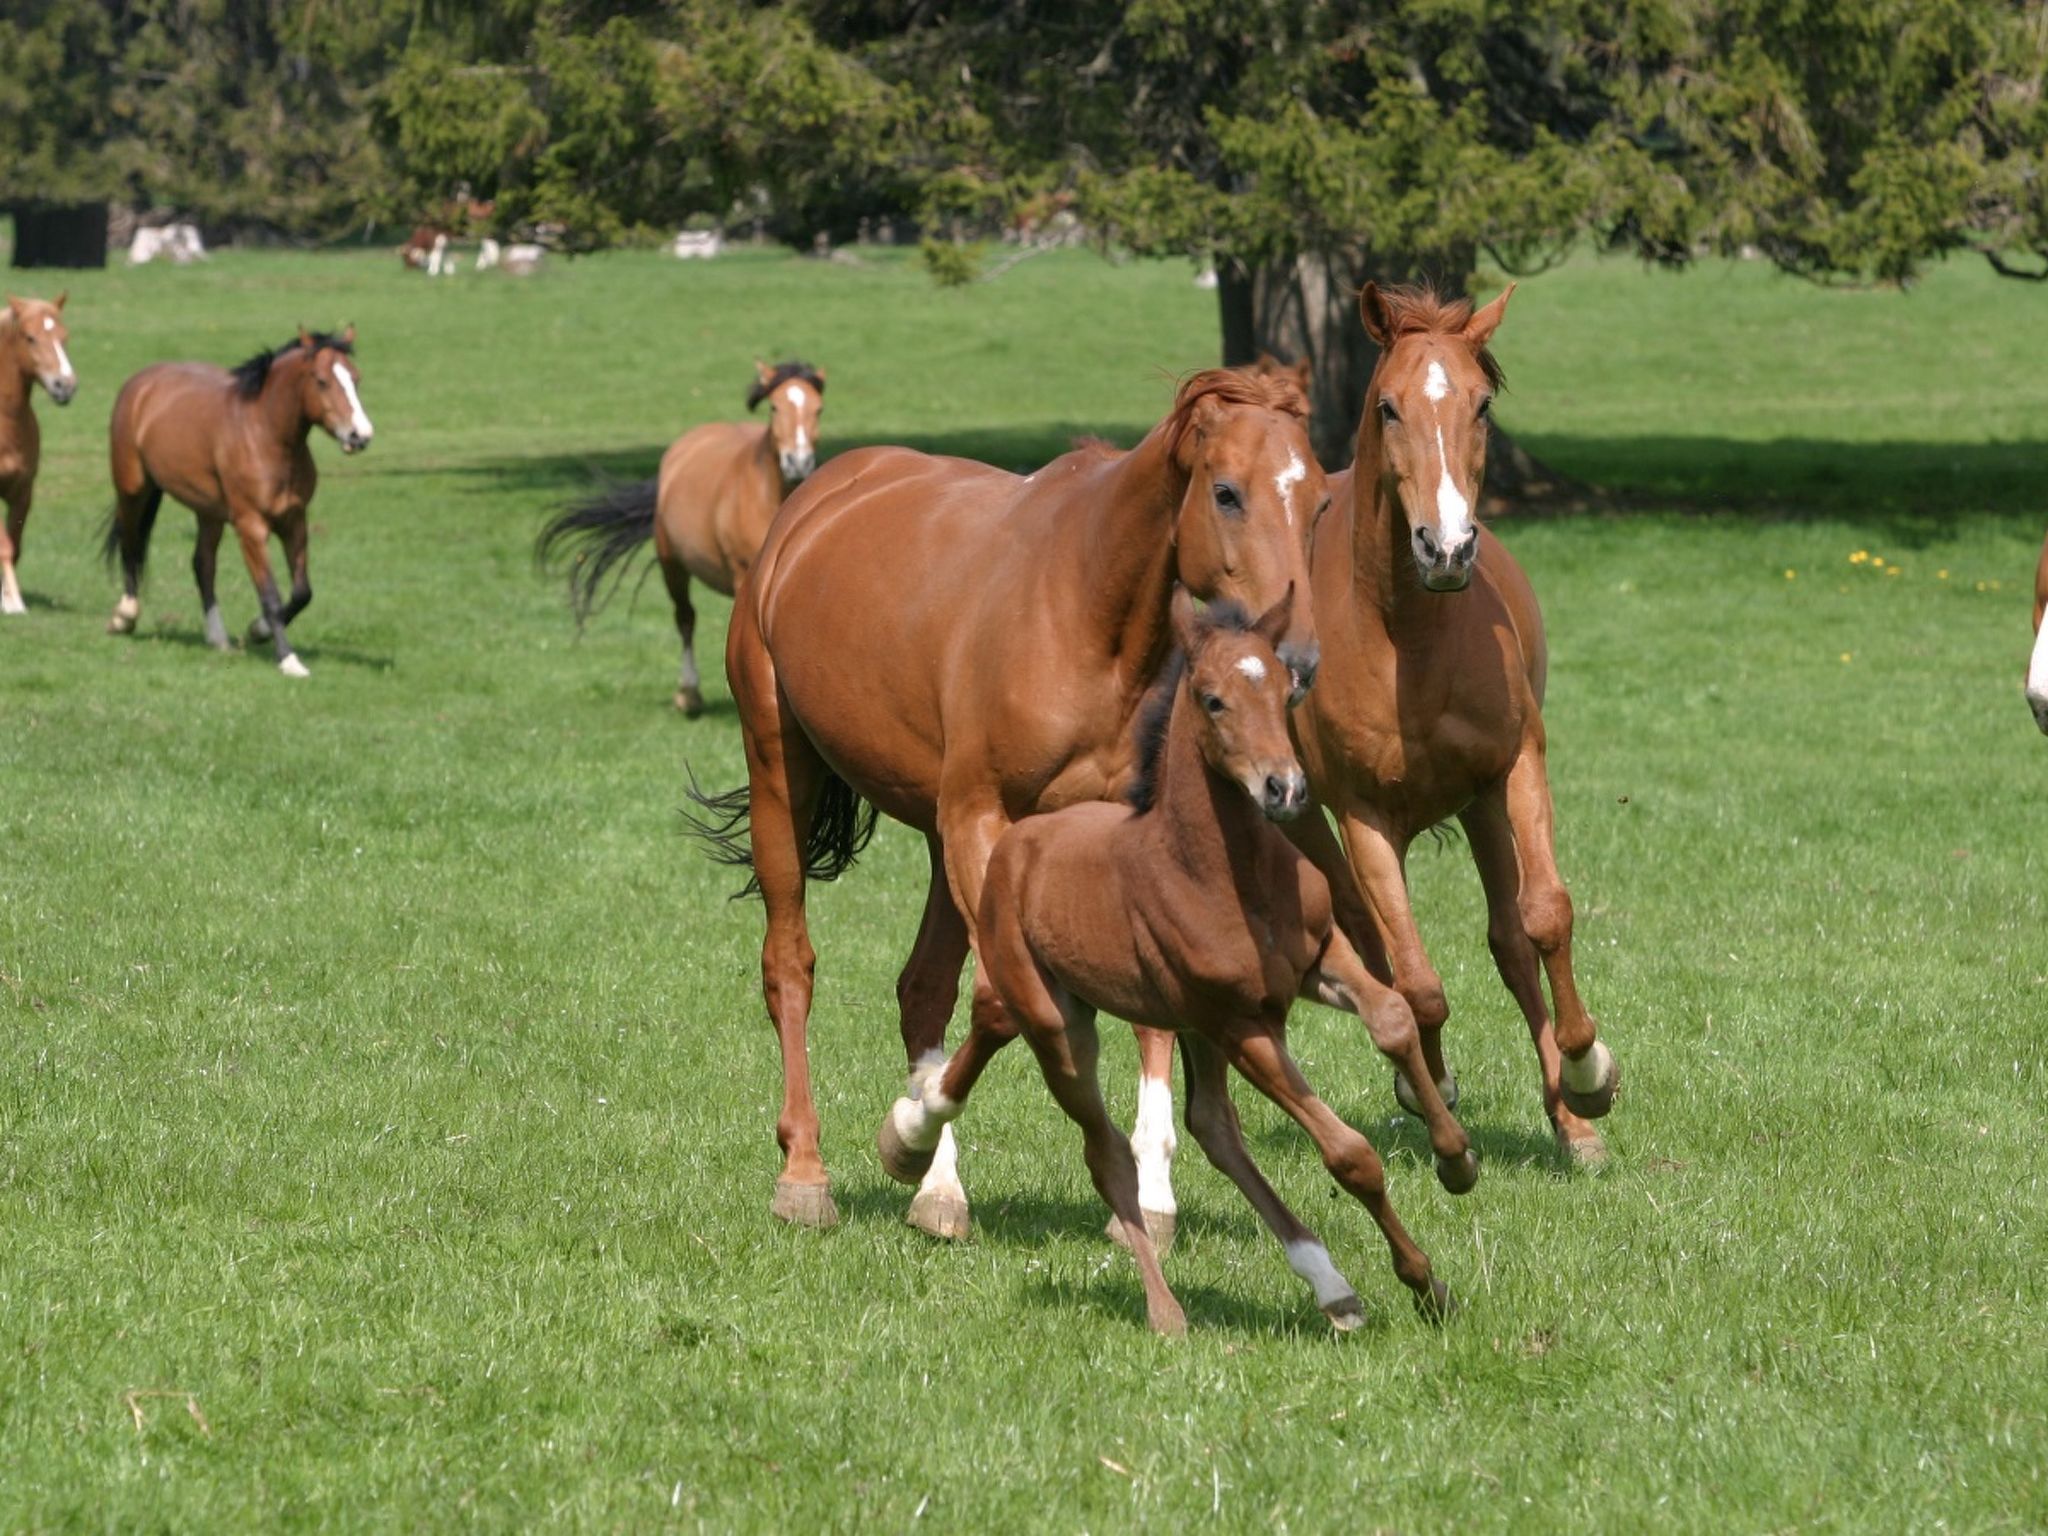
535, 476, 659, 625
681, 765, 879, 901
100, 486, 164, 576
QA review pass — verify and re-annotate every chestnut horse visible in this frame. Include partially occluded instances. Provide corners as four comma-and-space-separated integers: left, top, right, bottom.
104, 328, 373, 677
0, 292, 79, 615
879, 590, 1473, 1335
2028, 532, 2048, 734
688, 369, 1328, 1237
537, 361, 825, 715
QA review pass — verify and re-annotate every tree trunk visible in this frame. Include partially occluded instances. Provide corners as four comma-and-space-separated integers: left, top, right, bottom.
1217, 244, 1578, 504
7, 201, 110, 269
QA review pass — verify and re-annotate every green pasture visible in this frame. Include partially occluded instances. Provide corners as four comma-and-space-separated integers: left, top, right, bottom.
2, 243, 2044, 1531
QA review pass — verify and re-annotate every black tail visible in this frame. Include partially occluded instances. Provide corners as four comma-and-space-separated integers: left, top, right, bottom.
100, 487, 164, 577
535, 477, 659, 625
682, 765, 879, 901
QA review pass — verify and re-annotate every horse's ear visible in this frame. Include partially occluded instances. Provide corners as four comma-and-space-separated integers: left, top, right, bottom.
1170, 585, 1199, 657
5, 295, 23, 319
1464, 282, 1515, 346
339, 323, 356, 345
1288, 359, 1311, 396
298, 325, 315, 350
1359, 282, 1393, 346
1253, 581, 1296, 649
755, 359, 773, 383
811, 365, 826, 387
54, 290, 67, 312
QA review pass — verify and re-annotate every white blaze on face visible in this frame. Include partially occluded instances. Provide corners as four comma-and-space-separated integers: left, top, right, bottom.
1273, 449, 1306, 526
1432, 424, 1472, 548
333, 359, 373, 441
1424, 359, 1450, 402
1131, 1072, 1177, 1218
784, 382, 810, 458
41, 317, 73, 384
1236, 654, 1267, 684
2028, 611, 2048, 720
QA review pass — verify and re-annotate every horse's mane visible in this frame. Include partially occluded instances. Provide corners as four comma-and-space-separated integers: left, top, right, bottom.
1162, 367, 1310, 464
1369, 284, 1506, 391
231, 332, 352, 398
746, 360, 826, 410
1125, 598, 1257, 816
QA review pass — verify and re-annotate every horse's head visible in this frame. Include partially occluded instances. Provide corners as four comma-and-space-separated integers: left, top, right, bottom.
1359, 282, 1514, 592
6, 292, 76, 405
1167, 369, 1326, 701
298, 325, 373, 454
749, 360, 825, 484
1171, 583, 1308, 821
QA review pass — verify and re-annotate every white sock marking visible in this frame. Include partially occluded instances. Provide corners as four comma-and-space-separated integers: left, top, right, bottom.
2028, 614, 2048, 719
1424, 359, 1450, 402
1284, 1240, 1357, 1308
1432, 424, 1471, 546
334, 361, 373, 442
278, 654, 311, 679
1235, 654, 1267, 683
1, 564, 24, 615
1131, 1072, 1177, 1217
1561, 1039, 1613, 1096
1273, 450, 1306, 526
914, 1121, 966, 1209
678, 645, 700, 692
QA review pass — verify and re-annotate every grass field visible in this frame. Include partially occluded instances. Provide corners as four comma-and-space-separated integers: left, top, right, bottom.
2, 241, 2045, 1532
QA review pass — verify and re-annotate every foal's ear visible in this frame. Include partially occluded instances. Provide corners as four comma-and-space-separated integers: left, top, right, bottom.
54, 290, 68, 312
1169, 585, 1199, 657
1359, 282, 1394, 346
339, 323, 356, 346
1253, 581, 1296, 649
297, 325, 315, 350
811, 365, 826, 387
1463, 283, 1515, 346
755, 359, 773, 384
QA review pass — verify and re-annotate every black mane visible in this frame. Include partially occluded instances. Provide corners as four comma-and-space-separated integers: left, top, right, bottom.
1125, 599, 1256, 815
230, 331, 352, 398
746, 359, 825, 411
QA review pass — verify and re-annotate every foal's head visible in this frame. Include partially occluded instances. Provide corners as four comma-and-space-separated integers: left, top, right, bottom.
749, 360, 826, 484
4, 292, 77, 405
1167, 369, 1326, 700
1359, 282, 1513, 592
1164, 584, 1308, 822
238, 327, 373, 453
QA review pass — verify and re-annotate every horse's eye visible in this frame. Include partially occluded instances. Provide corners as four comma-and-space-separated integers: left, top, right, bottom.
315, 378, 328, 389
1378, 397, 1400, 426
1313, 495, 1333, 524
1213, 482, 1241, 511
1476, 395, 1493, 421
1201, 693, 1226, 716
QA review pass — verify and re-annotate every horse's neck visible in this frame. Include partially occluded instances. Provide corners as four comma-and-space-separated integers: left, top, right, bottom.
0, 336, 27, 419
250, 357, 314, 444
1148, 686, 1265, 879
750, 424, 782, 493
1073, 426, 1183, 684
1349, 426, 1430, 627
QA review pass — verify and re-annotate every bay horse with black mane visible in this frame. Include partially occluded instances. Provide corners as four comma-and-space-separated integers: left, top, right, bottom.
537, 360, 825, 715
879, 587, 1475, 1335
104, 327, 373, 677
0, 292, 79, 616
687, 367, 1465, 1243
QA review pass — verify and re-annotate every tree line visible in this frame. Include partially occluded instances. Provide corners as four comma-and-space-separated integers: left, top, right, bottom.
6, 0, 2043, 464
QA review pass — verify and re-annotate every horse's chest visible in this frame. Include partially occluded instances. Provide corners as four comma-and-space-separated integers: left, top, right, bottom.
1341, 694, 1520, 829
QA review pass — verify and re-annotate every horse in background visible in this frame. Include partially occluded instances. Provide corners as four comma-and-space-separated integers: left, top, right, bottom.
0, 293, 79, 616
537, 360, 825, 715
104, 327, 374, 678
882, 588, 1473, 1335
2029, 532, 2048, 733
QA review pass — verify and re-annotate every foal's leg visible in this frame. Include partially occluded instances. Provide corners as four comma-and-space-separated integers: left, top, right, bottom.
881, 840, 974, 1240
1334, 805, 1460, 1115
1502, 743, 1617, 1121
1304, 931, 1478, 1193
1220, 1026, 1453, 1321
233, 512, 305, 678
1, 483, 30, 615
728, 605, 836, 1226
1179, 1033, 1366, 1330
192, 520, 230, 650
659, 558, 703, 716
1107, 1026, 1180, 1254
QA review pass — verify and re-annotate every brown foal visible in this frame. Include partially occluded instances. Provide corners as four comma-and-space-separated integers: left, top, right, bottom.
538, 361, 825, 715
696, 369, 1336, 1238
2027, 532, 2048, 734
0, 293, 79, 616
104, 328, 373, 677
879, 590, 1473, 1335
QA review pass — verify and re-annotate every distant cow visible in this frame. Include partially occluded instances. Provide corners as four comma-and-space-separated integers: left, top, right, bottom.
672, 230, 724, 260
400, 226, 450, 272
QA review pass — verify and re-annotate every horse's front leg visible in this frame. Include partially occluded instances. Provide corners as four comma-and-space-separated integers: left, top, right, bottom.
275, 509, 313, 629
1, 481, 31, 616
232, 511, 305, 678
1107, 1025, 1180, 1254
1333, 804, 1459, 1117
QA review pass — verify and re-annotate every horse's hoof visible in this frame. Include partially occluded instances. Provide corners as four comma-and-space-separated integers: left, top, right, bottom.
770, 1178, 840, 1229
906, 1186, 971, 1241
1559, 1040, 1617, 1119
1413, 1277, 1457, 1325
1394, 1070, 1460, 1119
0, 596, 25, 618
674, 686, 705, 718
1147, 1299, 1189, 1338
247, 616, 272, 643
1106, 1209, 1177, 1256
278, 655, 311, 680
876, 1103, 936, 1186
1556, 1122, 1610, 1170
1322, 1293, 1367, 1333
106, 612, 136, 635
1435, 1148, 1481, 1195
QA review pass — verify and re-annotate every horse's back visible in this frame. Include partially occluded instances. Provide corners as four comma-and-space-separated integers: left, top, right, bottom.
657, 419, 773, 592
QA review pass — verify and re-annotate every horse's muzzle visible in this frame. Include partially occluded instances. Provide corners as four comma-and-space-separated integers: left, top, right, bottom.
780, 453, 815, 483
1256, 767, 1310, 822
340, 431, 371, 454
1414, 527, 1478, 592
44, 376, 76, 406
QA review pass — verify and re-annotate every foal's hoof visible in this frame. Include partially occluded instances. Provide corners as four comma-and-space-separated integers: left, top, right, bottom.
1413, 1277, 1457, 1325
770, 1178, 840, 1229
1394, 1070, 1460, 1119
1555, 1122, 1610, 1170
1105, 1209, 1177, 1256
906, 1186, 971, 1242
876, 1103, 936, 1186
1559, 1040, 1618, 1119
1321, 1293, 1367, 1333
1435, 1148, 1481, 1195
674, 685, 705, 718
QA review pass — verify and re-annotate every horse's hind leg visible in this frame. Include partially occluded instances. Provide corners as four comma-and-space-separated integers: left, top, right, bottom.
728, 602, 836, 1226
192, 520, 230, 650
1220, 1026, 1452, 1323
886, 839, 976, 1240
1179, 1033, 1366, 1330
1107, 1026, 1180, 1254
659, 558, 703, 716
0, 482, 30, 615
